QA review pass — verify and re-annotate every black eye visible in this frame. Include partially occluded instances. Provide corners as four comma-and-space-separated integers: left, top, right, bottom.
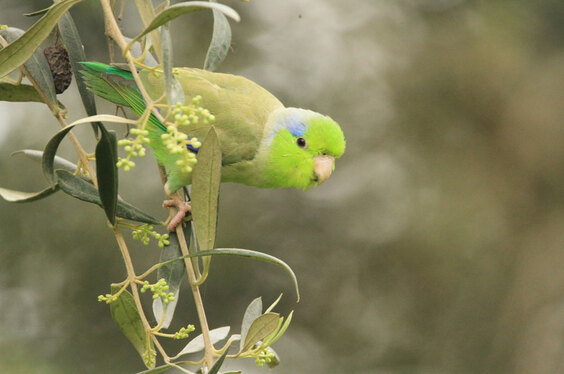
296, 137, 307, 148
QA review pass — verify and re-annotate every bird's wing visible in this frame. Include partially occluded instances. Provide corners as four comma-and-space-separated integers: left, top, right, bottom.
140, 68, 284, 165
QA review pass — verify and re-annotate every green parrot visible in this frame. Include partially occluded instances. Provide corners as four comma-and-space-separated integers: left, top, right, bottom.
80, 62, 345, 229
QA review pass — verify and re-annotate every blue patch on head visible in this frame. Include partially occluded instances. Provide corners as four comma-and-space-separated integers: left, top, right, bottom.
265, 108, 314, 146
286, 121, 306, 137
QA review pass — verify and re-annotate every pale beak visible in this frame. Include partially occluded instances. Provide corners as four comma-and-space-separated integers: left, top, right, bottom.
313, 155, 335, 184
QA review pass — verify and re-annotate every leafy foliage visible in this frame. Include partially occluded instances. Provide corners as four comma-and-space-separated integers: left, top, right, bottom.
0, 1, 297, 373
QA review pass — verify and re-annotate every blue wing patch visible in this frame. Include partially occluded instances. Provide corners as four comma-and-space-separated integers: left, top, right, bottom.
186, 142, 200, 153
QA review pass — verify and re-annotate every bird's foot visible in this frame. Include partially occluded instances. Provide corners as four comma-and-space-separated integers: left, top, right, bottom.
163, 196, 191, 232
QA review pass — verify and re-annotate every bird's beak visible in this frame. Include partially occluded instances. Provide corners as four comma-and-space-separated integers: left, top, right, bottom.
313, 155, 335, 184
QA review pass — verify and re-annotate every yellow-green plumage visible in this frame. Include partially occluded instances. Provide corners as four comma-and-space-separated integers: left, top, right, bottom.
80, 62, 345, 192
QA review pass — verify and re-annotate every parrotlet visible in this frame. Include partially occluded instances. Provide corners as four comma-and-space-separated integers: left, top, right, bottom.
80, 62, 345, 229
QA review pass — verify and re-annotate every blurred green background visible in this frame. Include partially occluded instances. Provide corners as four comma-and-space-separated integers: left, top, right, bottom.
1, 0, 564, 373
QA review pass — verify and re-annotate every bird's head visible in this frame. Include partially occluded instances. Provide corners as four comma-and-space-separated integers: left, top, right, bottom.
261, 108, 345, 189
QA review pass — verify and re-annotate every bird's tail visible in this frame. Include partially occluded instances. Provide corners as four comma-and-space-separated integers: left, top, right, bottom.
80, 62, 167, 133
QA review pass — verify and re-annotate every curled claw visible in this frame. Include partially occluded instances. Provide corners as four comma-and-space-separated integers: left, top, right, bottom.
163, 196, 191, 232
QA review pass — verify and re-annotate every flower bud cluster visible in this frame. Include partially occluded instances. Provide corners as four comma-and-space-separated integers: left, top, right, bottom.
142, 347, 156, 368
255, 348, 277, 368
160, 97, 214, 174
141, 278, 175, 303
97, 293, 118, 304
132, 224, 170, 248
174, 324, 196, 339
116, 128, 150, 171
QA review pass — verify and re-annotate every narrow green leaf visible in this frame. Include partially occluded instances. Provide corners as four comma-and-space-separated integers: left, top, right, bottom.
191, 126, 221, 251
0, 83, 43, 102
241, 313, 279, 353
55, 170, 160, 224
264, 293, 283, 314
42, 123, 78, 186
95, 126, 119, 225
0, 185, 58, 203
191, 126, 221, 282
265, 311, 293, 347
208, 350, 228, 374
58, 12, 101, 136
42, 114, 137, 186
24, 7, 51, 17
12, 149, 77, 174
152, 225, 189, 329
110, 286, 154, 369
239, 297, 262, 351
204, 4, 232, 72
133, 0, 163, 61
127, 1, 240, 50
0, 0, 83, 78
0, 27, 58, 107
161, 25, 184, 107
174, 326, 230, 358
158, 248, 300, 301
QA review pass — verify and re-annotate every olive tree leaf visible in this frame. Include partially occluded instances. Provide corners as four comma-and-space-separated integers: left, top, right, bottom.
157, 248, 300, 301
55, 170, 160, 224
0, 27, 58, 107
239, 297, 262, 351
0, 185, 59, 203
0, 0, 83, 78
191, 126, 221, 252
204, 2, 232, 72
0, 83, 43, 102
133, 0, 163, 61
264, 293, 283, 314
23, 7, 51, 17
0, 148, 79, 203
95, 126, 119, 225
161, 25, 184, 107
110, 285, 155, 369
12, 149, 77, 173
42, 114, 137, 186
58, 11, 101, 136
241, 313, 279, 353
174, 326, 230, 358
263, 311, 293, 348
127, 1, 239, 49
191, 126, 221, 283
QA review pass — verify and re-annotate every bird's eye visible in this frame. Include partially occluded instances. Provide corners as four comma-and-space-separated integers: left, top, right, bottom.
296, 137, 307, 148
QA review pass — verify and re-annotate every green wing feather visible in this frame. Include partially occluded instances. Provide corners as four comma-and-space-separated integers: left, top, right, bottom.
139, 68, 284, 165
80, 62, 167, 134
